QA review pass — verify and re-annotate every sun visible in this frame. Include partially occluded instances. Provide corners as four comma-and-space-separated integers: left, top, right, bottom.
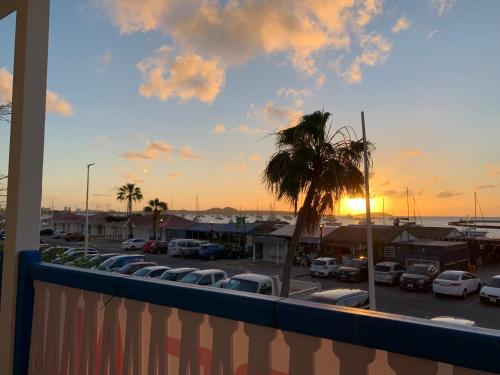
347, 198, 366, 214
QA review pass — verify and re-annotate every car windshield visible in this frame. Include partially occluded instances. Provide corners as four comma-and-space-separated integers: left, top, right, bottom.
345, 259, 364, 268
160, 272, 178, 281
407, 266, 428, 275
486, 278, 500, 288
312, 260, 326, 266
438, 273, 460, 281
375, 265, 391, 272
133, 268, 151, 277
226, 279, 259, 293
99, 257, 118, 268
181, 273, 202, 284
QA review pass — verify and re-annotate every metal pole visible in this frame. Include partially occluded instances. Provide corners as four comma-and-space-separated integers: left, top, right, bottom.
361, 111, 376, 310
84, 163, 95, 254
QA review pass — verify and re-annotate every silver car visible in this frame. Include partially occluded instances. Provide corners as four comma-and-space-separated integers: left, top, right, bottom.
374, 262, 405, 286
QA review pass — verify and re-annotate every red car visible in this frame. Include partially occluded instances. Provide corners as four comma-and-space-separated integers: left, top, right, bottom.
65, 232, 85, 242
142, 240, 158, 253
150, 241, 169, 254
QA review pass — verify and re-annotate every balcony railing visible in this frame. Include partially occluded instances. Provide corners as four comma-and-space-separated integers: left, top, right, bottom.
4, 250, 497, 374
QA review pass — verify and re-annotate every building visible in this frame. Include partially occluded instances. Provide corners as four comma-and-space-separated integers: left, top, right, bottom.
406, 226, 464, 240
323, 225, 416, 259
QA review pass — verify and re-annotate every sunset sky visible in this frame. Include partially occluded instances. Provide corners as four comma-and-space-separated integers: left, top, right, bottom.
1, 0, 499, 216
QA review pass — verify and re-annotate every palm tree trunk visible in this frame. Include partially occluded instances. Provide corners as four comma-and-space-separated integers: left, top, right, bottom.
128, 199, 133, 239
280, 189, 316, 297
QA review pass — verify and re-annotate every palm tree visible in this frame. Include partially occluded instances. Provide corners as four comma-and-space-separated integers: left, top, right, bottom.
263, 110, 372, 297
116, 183, 143, 239
144, 198, 168, 240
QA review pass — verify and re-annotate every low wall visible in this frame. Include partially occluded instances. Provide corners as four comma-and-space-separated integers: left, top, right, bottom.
11, 251, 500, 374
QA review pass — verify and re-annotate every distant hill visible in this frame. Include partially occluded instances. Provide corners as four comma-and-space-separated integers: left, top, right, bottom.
203, 207, 240, 215
351, 212, 393, 219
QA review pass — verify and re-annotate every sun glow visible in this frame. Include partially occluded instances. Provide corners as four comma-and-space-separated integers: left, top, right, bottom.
346, 197, 380, 214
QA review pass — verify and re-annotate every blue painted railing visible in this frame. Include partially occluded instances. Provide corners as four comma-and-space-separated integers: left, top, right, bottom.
12, 250, 500, 374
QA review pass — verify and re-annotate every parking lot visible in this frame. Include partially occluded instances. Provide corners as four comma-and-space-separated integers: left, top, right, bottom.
43, 237, 500, 330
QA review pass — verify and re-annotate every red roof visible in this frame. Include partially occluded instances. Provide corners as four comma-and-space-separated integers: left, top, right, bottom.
52, 212, 85, 224
161, 214, 193, 230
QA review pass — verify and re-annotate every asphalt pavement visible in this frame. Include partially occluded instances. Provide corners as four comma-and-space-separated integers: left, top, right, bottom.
42, 236, 500, 330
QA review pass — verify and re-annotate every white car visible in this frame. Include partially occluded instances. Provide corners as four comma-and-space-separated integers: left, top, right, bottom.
310, 257, 343, 278
52, 230, 67, 239
121, 238, 147, 251
179, 269, 228, 286
431, 316, 477, 327
432, 270, 480, 298
374, 262, 405, 285
479, 275, 500, 305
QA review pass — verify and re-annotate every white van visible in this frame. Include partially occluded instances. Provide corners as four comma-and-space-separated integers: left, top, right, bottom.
168, 239, 208, 257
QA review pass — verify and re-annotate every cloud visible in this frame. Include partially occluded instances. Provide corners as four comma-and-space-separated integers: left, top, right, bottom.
181, 145, 203, 160
233, 124, 264, 134
431, 0, 456, 17
212, 124, 226, 134
427, 30, 438, 40
382, 189, 407, 199
249, 154, 261, 161
121, 172, 143, 184
378, 179, 391, 186
225, 163, 247, 173
120, 140, 174, 160
97, 51, 113, 71
89, 136, 112, 145
252, 101, 303, 128
276, 87, 312, 99
436, 190, 462, 198
484, 163, 500, 177
392, 16, 410, 33
478, 184, 498, 190
98, 0, 390, 84
137, 45, 225, 103
167, 172, 180, 180
0, 67, 73, 116
92, 193, 110, 197
334, 33, 392, 84
400, 149, 432, 158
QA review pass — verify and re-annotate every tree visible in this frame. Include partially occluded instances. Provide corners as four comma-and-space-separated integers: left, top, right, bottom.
263, 110, 372, 297
0, 102, 11, 123
116, 183, 143, 239
144, 198, 168, 240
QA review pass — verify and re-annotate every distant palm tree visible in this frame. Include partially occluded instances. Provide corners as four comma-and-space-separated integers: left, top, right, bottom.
0, 101, 11, 123
263, 110, 372, 297
116, 183, 143, 239
144, 198, 168, 240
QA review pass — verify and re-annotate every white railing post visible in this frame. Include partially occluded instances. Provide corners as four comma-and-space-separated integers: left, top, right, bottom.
0, 0, 50, 372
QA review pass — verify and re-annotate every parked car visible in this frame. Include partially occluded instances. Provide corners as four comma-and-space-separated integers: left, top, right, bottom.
53, 249, 98, 264
310, 257, 343, 278
400, 263, 439, 291
41, 246, 72, 262
430, 316, 477, 327
179, 240, 209, 258
65, 232, 85, 242
142, 240, 158, 253
159, 267, 200, 282
40, 228, 54, 236
198, 243, 226, 260
117, 261, 157, 275
52, 230, 67, 239
121, 238, 147, 251
433, 270, 481, 298
96, 254, 145, 272
150, 241, 169, 254
180, 269, 228, 286
132, 266, 171, 278
479, 275, 500, 305
82, 253, 120, 269
309, 289, 370, 309
337, 258, 369, 282
168, 239, 185, 256
374, 262, 405, 286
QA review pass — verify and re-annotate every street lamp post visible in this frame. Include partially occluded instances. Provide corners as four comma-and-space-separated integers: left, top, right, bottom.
319, 223, 324, 255
84, 163, 95, 254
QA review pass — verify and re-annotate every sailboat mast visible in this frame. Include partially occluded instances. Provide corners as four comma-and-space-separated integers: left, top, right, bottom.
406, 187, 410, 219
474, 192, 477, 230
382, 197, 385, 225
412, 194, 417, 222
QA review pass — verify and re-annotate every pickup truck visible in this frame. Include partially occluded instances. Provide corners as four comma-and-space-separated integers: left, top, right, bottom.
217, 273, 321, 299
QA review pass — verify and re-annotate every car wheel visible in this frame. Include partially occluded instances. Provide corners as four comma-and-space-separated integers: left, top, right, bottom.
462, 289, 468, 299
130, 246, 135, 251
310, 273, 315, 278
476, 283, 481, 293
210, 254, 215, 261
328, 272, 334, 279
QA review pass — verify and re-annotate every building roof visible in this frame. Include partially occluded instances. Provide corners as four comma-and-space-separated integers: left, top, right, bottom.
185, 222, 264, 234
160, 214, 193, 230
324, 225, 407, 244
268, 224, 338, 241
395, 240, 468, 247
52, 212, 85, 224
406, 226, 463, 240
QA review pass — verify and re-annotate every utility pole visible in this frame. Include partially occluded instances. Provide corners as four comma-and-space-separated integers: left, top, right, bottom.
84, 163, 95, 254
362, 111, 376, 310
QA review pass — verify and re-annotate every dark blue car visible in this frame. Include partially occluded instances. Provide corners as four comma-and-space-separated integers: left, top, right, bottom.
198, 243, 226, 260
